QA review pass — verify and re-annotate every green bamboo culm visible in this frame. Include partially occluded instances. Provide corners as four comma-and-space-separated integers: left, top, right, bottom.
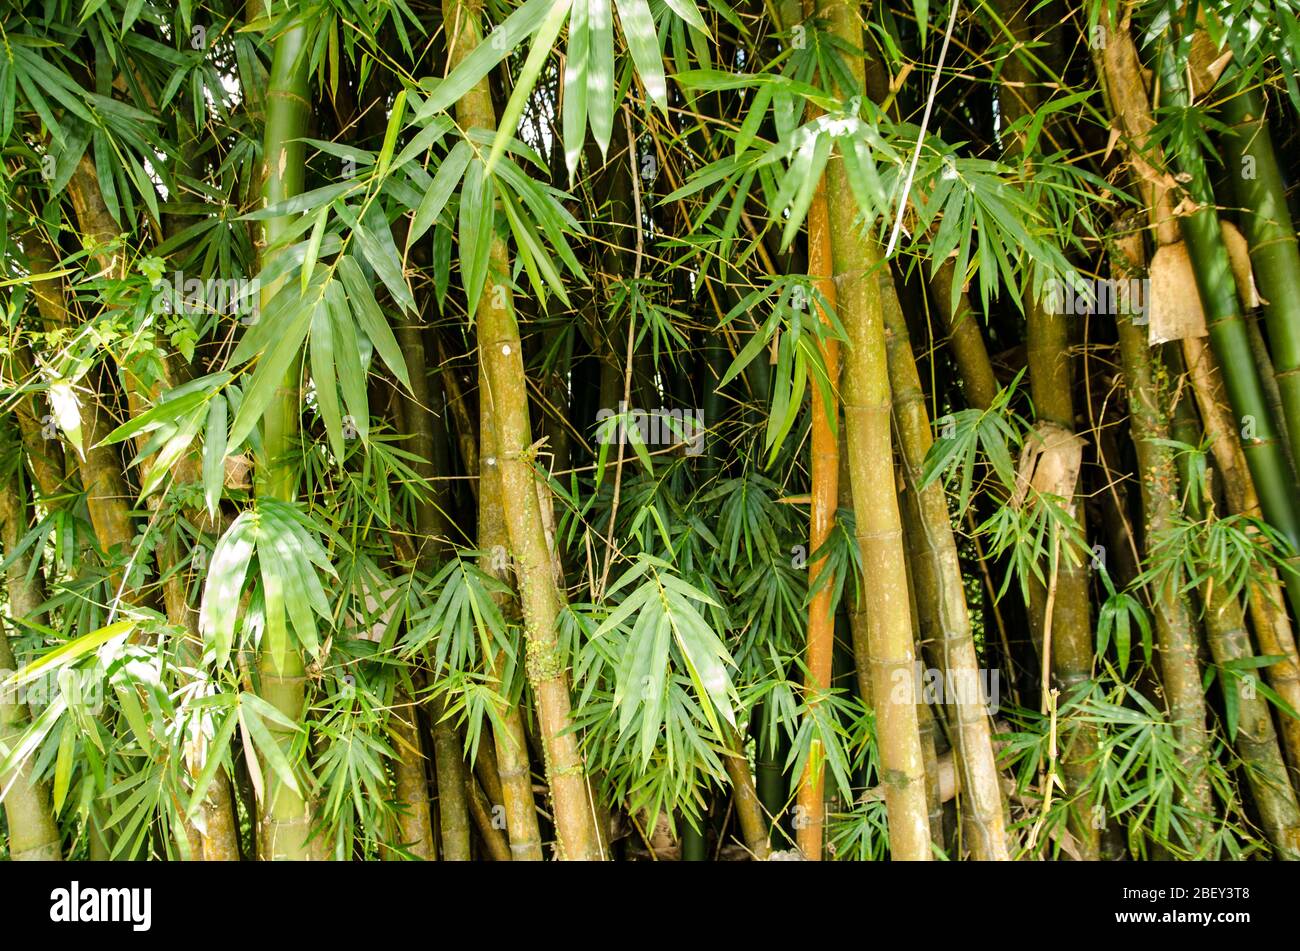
1218, 75, 1300, 623
1109, 230, 1213, 841
1173, 393, 1300, 860
1157, 40, 1300, 569
1220, 75, 1300, 474
253, 13, 318, 861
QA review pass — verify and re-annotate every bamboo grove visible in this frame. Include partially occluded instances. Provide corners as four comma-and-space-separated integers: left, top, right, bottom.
2, 0, 1300, 862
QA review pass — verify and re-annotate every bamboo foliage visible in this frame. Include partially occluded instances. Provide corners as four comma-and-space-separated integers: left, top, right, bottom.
4, 0, 1300, 864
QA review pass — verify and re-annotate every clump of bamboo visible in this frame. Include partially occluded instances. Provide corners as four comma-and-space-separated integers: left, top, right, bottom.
1157, 40, 1300, 559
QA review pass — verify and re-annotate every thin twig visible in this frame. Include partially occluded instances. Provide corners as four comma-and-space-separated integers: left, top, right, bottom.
596, 105, 645, 599
885, 0, 962, 258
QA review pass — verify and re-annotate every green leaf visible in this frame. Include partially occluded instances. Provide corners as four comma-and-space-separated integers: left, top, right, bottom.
353, 208, 415, 313
199, 517, 256, 667
5, 621, 135, 687
489, 0, 574, 176
416, 0, 559, 118
238, 696, 301, 798
242, 182, 356, 220
203, 395, 228, 520
615, 0, 667, 111
100, 388, 209, 447
337, 255, 412, 391
47, 380, 84, 460
458, 159, 496, 321
375, 88, 407, 180
310, 294, 344, 457
300, 205, 329, 294
662, 0, 708, 33
52, 718, 75, 815
326, 279, 370, 444
408, 140, 471, 247
613, 0, 665, 109
563, 0, 590, 180
226, 290, 314, 449
587, 0, 616, 155
186, 706, 240, 819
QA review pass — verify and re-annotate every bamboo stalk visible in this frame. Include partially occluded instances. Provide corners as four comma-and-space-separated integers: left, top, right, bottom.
387, 689, 436, 860
929, 259, 998, 411
904, 540, 945, 853
1221, 78, 1300, 473
820, 0, 931, 860
395, 315, 463, 861
1244, 316, 1295, 472
253, 15, 319, 861
24, 237, 137, 597
722, 728, 771, 859
443, 0, 601, 860
1110, 228, 1213, 835
473, 731, 505, 819
1201, 582, 1300, 859
7, 339, 65, 504
478, 388, 545, 860
795, 90, 841, 862
466, 773, 512, 861
753, 700, 786, 846
0, 421, 62, 861
881, 267, 1011, 859
429, 693, 472, 860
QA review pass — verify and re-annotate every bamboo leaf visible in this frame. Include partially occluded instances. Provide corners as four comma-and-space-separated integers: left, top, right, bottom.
337, 255, 412, 391
203, 395, 228, 519
300, 205, 329, 293
408, 139, 471, 247
199, 517, 256, 667
458, 159, 495, 321
417, 0, 559, 118
51, 718, 75, 815
238, 698, 301, 798
488, 0, 574, 176
563, 0, 590, 180
588, 0, 616, 155
614, 0, 667, 112
5, 621, 135, 687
